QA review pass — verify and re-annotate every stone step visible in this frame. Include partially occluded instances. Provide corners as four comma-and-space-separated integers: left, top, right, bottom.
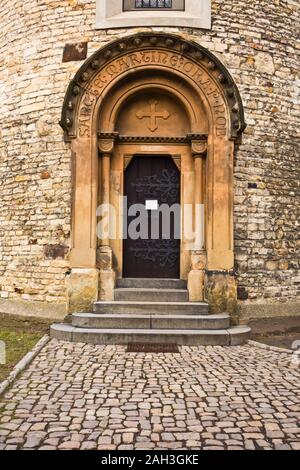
93, 301, 209, 315
116, 278, 187, 289
72, 313, 230, 330
50, 324, 251, 346
114, 288, 189, 302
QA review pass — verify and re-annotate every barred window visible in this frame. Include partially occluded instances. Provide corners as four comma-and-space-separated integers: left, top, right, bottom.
97, 1, 211, 30
135, 1, 172, 7
123, 0, 185, 11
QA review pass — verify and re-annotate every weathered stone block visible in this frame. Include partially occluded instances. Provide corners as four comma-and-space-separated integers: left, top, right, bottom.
205, 271, 238, 321
66, 269, 99, 313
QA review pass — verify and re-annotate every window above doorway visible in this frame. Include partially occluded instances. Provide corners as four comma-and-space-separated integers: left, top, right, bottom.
96, 0, 211, 30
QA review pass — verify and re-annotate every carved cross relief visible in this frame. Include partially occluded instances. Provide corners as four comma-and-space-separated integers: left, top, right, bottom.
136, 99, 170, 132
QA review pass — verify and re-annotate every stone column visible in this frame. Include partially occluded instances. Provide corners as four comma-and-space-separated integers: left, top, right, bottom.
187, 137, 207, 301
98, 134, 118, 300
101, 151, 111, 247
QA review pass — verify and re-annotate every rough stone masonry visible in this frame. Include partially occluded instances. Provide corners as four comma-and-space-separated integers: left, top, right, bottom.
0, 0, 299, 321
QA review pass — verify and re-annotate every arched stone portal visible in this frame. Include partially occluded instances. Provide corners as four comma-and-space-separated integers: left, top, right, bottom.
60, 33, 246, 316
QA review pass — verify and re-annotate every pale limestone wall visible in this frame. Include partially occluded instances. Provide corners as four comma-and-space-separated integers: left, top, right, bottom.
0, 0, 299, 319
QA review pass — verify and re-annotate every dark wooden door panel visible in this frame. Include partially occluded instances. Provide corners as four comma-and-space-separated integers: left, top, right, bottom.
123, 156, 180, 279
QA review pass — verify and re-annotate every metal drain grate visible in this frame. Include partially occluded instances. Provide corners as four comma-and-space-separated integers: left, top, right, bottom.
126, 343, 179, 353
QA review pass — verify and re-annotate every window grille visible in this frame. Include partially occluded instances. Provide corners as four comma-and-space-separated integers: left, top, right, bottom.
135, 0, 172, 8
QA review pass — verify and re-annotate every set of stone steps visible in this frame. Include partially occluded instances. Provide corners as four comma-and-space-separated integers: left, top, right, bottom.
51, 279, 251, 346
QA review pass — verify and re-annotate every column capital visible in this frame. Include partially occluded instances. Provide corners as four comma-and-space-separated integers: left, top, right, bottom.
98, 132, 119, 154
187, 133, 208, 156
191, 140, 207, 157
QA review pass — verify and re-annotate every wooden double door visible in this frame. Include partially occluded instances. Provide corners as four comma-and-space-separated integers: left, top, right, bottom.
123, 156, 180, 279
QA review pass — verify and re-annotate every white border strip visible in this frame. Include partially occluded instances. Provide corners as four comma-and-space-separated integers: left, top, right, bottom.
248, 339, 293, 355
0, 335, 50, 397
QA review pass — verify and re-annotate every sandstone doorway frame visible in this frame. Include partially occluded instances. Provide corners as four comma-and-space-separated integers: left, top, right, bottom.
60, 33, 246, 315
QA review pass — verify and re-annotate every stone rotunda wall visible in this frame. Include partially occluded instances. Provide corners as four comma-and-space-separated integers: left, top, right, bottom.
0, 0, 299, 320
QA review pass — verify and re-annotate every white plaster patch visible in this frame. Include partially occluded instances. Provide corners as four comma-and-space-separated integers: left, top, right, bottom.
255, 52, 275, 75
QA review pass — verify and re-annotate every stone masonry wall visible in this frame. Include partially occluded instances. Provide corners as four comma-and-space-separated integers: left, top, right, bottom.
0, 0, 299, 319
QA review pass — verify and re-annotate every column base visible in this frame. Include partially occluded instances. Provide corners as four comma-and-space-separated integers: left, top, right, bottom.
188, 270, 205, 301
97, 246, 116, 301
187, 250, 206, 301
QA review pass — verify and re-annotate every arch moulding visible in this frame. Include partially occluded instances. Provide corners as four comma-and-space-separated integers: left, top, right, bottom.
61, 32, 246, 315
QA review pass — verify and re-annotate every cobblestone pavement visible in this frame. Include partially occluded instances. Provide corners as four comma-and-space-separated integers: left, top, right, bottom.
0, 340, 299, 450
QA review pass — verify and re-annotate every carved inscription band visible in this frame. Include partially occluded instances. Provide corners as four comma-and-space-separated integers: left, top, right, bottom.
77, 50, 227, 139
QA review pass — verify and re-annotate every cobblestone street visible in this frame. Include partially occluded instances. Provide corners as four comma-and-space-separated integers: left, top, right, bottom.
0, 340, 299, 450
